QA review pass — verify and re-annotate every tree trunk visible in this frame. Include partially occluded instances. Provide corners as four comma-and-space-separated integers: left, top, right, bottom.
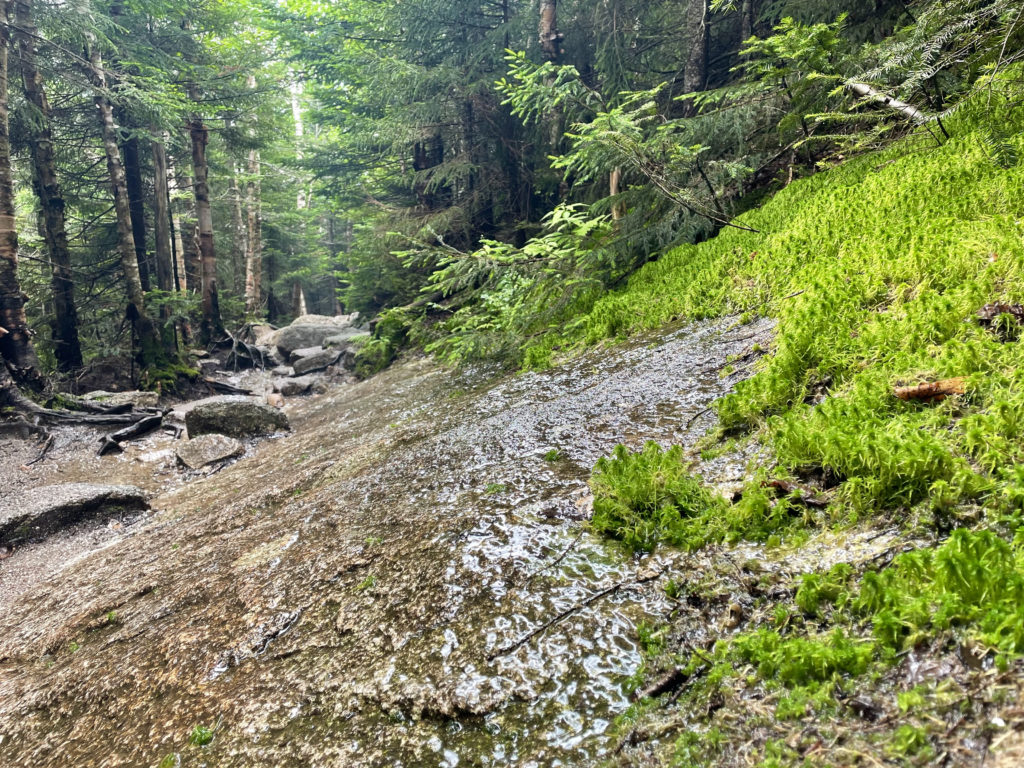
0, 2, 38, 382
88, 44, 164, 366
741, 0, 754, 40
683, 0, 709, 114
609, 166, 624, 220
539, 0, 561, 63
188, 111, 223, 344
121, 129, 151, 290
228, 167, 245, 295
151, 139, 174, 294
171, 162, 200, 292
244, 148, 262, 315
14, 0, 81, 371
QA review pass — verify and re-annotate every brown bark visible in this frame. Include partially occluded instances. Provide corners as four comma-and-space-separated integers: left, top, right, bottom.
151, 139, 174, 294
609, 166, 624, 220
121, 130, 150, 290
15, 0, 81, 371
244, 148, 262, 315
171, 162, 199, 292
893, 377, 966, 402
88, 44, 164, 365
188, 111, 223, 344
683, 0, 709, 113
0, 2, 38, 381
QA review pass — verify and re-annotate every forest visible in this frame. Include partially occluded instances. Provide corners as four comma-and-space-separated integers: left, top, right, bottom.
3, 0, 1024, 766
0, 0, 1017, 394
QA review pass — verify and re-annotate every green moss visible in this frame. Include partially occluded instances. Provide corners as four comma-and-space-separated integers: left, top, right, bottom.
353, 338, 395, 379
589, 442, 727, 552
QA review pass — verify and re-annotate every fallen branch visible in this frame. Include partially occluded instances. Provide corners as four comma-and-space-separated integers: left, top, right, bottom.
893, 377, 966, 402
202, 377, 254, 396
632, 667, 688, 702
26, 434, 55, 466
522, 530, 585, 584
847, 83, 929, 124
98, 414, 165, 456
488, 564, 667, 661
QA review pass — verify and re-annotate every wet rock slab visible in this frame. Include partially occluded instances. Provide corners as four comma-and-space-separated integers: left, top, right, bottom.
80, 390, 160, 409
0, 483, 149, 546
175, 433, 245, 470
184, 396, 290, 439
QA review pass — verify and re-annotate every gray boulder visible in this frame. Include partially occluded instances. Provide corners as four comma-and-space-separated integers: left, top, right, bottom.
292, 348, 341, 376
324, 328, 367, 347
289, 345, 325, 364
184, 397, 290, 439
271, 364, 294, 377
277, 376, 315, 397
176, 433, 245, 470
0, 484, 149, 546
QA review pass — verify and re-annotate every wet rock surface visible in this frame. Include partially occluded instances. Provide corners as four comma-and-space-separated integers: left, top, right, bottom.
175, 434, 245, 470
184, 397, 290, 439
0, 318, 771, 768
291, 348, 341, 376
0, 483, 149, 546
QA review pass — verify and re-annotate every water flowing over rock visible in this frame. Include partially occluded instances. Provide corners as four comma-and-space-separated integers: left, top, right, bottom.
175, 434, 245, 470
0, 319, 770, 767
184, 396, 290, 439
0, 483, 149, 546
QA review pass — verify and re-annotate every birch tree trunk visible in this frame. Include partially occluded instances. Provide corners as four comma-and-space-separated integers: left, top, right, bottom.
228, 168, 246, 295
188, 111, 224, 344
244, 148, 262, 315
171, 162, 199, 292
0, 1, 38, 381
88, 43, 164, 365
15, 0, 81, 371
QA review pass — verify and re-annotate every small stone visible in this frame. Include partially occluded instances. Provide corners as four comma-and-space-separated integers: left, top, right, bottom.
176, 433, 245, 470
277, 376, 317, 397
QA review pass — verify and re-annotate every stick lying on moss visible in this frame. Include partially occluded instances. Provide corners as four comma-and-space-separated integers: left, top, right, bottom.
893, 377, 966, 402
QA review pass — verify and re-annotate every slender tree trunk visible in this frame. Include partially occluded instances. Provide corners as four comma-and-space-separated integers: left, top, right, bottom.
0, 2, 39, 382
741, 0, 753, 40
15, 0, 81, 371
682, 0, 710, 115
291, 280, 307, 319
610, 166, 624, 220
151, 139, 174, 294
88, 44, 164, 365
188, 111, 223, 344
228, 167, 245, 295
172, 162, 200, 292
244, 148, 262, 315
121, 128, 151, 290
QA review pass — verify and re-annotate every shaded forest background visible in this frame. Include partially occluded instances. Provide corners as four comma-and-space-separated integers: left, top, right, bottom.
0, 0, 1020, 392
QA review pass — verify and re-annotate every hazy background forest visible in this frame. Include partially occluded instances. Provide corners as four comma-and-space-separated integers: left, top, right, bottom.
0, 0, 1020, 390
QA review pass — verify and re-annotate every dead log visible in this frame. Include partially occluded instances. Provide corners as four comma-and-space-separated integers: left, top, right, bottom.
202, 377, 254, 396
97, 414, 165, 456
893, 377, 966, 402
847, 83, 928, 124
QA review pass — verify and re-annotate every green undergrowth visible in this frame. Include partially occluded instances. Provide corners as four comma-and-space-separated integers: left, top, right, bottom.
589, 442, 810, 551
570, 72, 1024, 525
621, 526, 1024, 765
